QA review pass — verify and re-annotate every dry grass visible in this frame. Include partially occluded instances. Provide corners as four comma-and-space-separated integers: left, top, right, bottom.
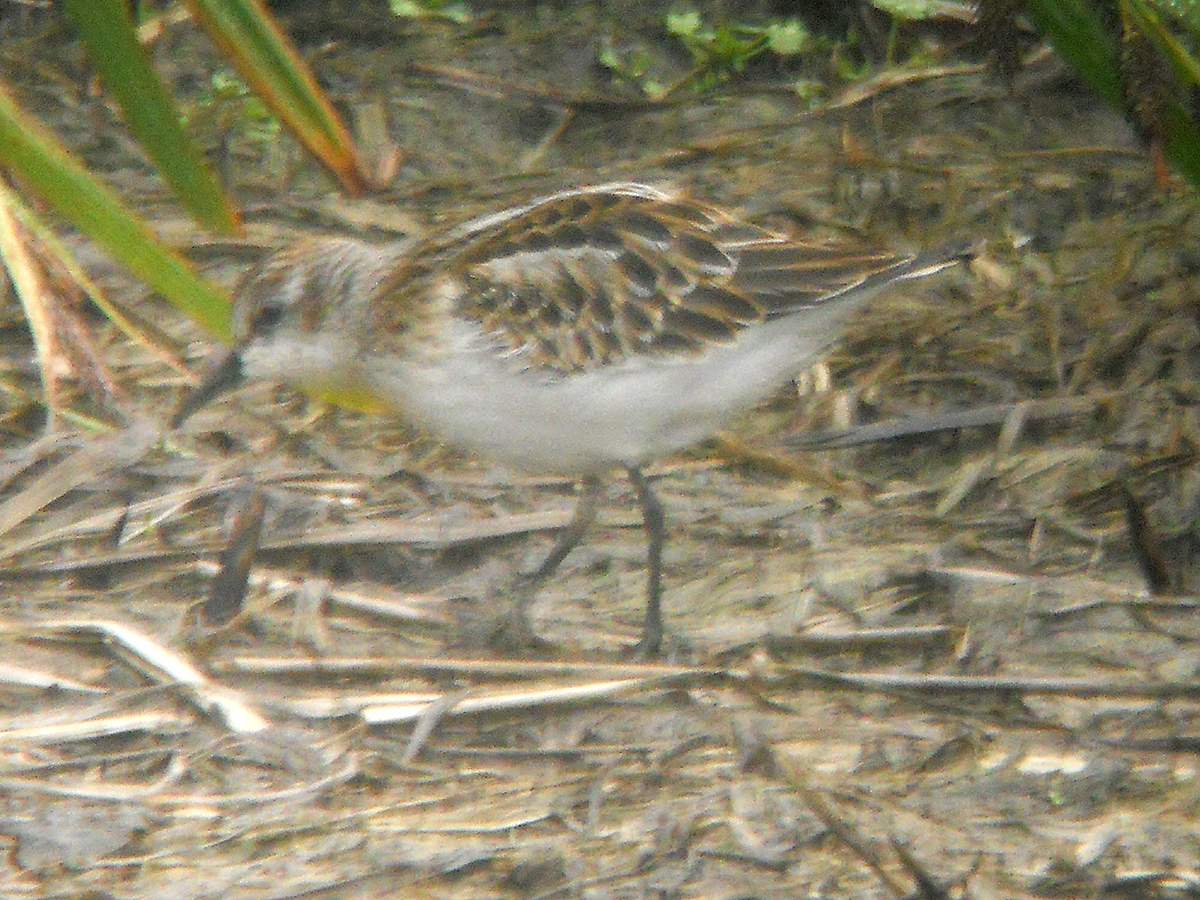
3, 7, 1200, 898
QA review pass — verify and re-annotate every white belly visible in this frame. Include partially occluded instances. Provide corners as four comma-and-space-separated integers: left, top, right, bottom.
364, 302, 857, 475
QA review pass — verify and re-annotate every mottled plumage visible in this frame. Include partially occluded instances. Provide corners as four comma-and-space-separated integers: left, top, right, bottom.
363, 184, 935, 377
178, 182, 967, 654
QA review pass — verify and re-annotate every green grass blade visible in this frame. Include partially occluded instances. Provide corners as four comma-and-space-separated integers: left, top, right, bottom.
1020, 0, 1125, 104
0, 82, 232, 338
1022, 0, 1200, 188
62, 0, 240, 234
186, 0, 367, 193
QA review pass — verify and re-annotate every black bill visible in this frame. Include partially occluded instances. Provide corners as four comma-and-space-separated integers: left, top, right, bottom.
171, 348, 245, 429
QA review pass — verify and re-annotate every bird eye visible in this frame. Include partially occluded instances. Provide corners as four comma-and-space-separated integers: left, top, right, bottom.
249, 303, 285, 335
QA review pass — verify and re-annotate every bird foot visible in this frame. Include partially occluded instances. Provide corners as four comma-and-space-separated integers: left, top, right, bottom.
486, 605, 556, 656
622, 627, 691, 662
625, 633, 662, 660
450, 593, 556, 656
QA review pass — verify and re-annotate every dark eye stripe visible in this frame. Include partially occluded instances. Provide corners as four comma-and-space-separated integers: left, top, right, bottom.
250, 304, 285, 334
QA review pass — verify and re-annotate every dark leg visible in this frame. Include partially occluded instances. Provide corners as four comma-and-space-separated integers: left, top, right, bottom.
627, 467, 665, 656
527, 475, 603, 584
491, 475, 602, 651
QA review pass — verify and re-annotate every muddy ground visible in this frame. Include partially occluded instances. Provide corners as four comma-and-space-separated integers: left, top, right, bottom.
2, 3, 1200, 898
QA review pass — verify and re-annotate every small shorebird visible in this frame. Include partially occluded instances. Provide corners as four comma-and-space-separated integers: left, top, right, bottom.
176, 182, 967, 654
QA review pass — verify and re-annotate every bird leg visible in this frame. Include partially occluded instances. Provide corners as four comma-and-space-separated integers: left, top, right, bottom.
487, 475, 602, 651
486, 470, 668, 657
626, 467, 665, 656
528, 474, 603, 585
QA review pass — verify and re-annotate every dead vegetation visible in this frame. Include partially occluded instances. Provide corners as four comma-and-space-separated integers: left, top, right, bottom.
3, 4, 1200, 898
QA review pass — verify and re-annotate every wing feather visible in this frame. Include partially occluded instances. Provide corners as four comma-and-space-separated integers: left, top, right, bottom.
373, 184, 958, 374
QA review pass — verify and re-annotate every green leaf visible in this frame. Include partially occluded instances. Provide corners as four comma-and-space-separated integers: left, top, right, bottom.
390, 0, 472, 23
1149, 0, 1200, 28
1019, 0, 1124, 106
0, 82, 233, 338
1125, 0, 1200, 87
186, 0, 367, 194
765, 20, 811, 56
869, 0, 955, 18
1021, 0, 1200, 188
665, 6, 703, 38
61, 0, 239, 234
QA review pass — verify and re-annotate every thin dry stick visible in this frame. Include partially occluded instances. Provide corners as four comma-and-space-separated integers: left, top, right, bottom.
0, 175, 63, 423
778, 754, 909, 900
28, 618, 270, 733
